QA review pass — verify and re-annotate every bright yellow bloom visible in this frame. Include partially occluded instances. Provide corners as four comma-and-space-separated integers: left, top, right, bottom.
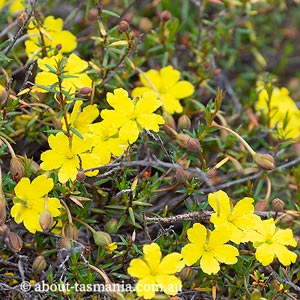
25, 15, 77, 59
11, 175, 61, 234
62, 100, 100, 136
101, 88, 164, 144
181, 223, 239, 275
132, 66, 194, 114
248, 218, 297, 266
35, 53, 92, 96
255, 83, 300, 140
208, 190, 261, 243
128, 243, 184, 299
0, 0, 25, 15
40, 132, 97, 183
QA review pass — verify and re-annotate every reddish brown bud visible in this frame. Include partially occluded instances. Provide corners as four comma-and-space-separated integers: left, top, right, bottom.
178, 114, 191, 131
55, 44, 62, 51
163, 112, 177, 137
175, 168, 194, 183
39, 210, 53, 232
32, 256, 47, 273
180, 266, 196, 283
63, 223, 78, 240
93, 231, 112, 247
271, 198, 285, 212
160, 10, 171, 22
6, 231, 23, 252
139, 17, 153, 33
253, 153, 275, 170
76, 171, 86, 182
187, 137, 200, 152
10, 156, 24, 182
0, 224, 9, 235
203, 61, 211, 70
212, 68, 222, 77
119, 20, 130, 33
58, 236, 72, 249
76, 87, 92, 95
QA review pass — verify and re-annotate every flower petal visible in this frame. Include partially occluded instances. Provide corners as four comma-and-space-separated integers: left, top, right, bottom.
155, 274, 182, 296
213, 244, 239, 265
181, 243, 203, 266
168, 80, 194, 99
200, 252, 220, 275
158, 252, 184, 274
127, 258, 151, 279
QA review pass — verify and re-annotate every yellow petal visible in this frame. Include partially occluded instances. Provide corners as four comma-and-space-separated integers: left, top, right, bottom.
273, 229, 297, 247
119, 120, 140, 144
143, 243, 162, 275
14, 177, 31, 200
31, 175, 53, 197
187, 223, 207, 245
135, 276, 157, 299
106, 88, 134, 113
58, 157, 79, 183
200, 252, 220, 275
64, 53, 88, 73
255, 243, 275, 266
181, 243, 202, 266
137, 114, 164, 132
168, 80, 194, 99
160, 66, 180, 90
273, 243, 297, 266
140, 69, 161, 90
155, 274, 182, 296
127, 258, 151, 279
208, 190, 231, 218
135, 91, 162, 114
160, 93, 183, 114
44, 16, 63, 32
213, 244, 239, 264
40, 150, 65, 170
158, 252, 184, 274
47, 197, 62, 217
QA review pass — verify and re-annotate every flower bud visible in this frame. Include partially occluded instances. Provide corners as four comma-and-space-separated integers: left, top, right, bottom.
39, 210, 53, 232
0, 223, 9, 235
187, 137, 200, 152
180, 266, 196, 283
0, 195, 6, 225
63, 223, 78, 240
119, 20, 130, 32
175, 168, 194, 183
58, 236, 72, 249
139, 17, 153, 33
6, 231, 23, 252
93, 231, 112, 247
163, 112, 177, 137
160, 10, 171, 22
76, 170, 86, 182
253, 153, 275, 170
32, 256, 47, 273
178, 114, 191, 131
10, 156, 24, 182
55, 43, 62, 51
104, 219, 119, 234
271, 198, 285, 212
176, 133, 200, 152
76, 87, 92, 95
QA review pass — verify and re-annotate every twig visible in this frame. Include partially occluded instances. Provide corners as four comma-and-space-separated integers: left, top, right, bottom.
270, 270, 300, 293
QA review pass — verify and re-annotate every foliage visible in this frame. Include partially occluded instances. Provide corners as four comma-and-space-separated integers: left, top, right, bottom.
0, 1, 299, 300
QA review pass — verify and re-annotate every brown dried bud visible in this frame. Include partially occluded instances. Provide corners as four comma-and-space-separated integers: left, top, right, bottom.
203, 61, 211, 70
139, 17, 153, 33
0, 195, 7, 226
93, 231, 112, 247
10, 156, 24, 182
271, 198, 285, 212
253, 153, 275, 170
55, 43, 62, 51
76, 171, 86, 182
104, 219, 118, 234
178, 114, 191, 131
39, 210, 53, 232
176, 133, 200, 152
119, 20, 130, 33
212, 68, 222, 77
160, 10, 171, 22
6, 231, 23, 252
32, 256, 47, 273
63, 223, 78, 240
58, 236, 72, 249
76, 87, 92, 95
163, 112, 177, 137
17, 12, 28, 26
175, 168, 194, 183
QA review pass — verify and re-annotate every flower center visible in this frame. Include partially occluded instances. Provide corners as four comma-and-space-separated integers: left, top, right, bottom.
227, 214, 236, 222
66, 151, 74, 159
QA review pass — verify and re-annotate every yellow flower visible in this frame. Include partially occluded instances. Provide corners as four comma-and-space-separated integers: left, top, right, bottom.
35, 53, 92, 96
181, 223, 239, 275
127, 243, 184, 299
62, 100, 100, 136
248, 218, 297, 266
255, 84, 300, 140
40, 132, 97, 183
0, 0, 25, 15
101, 88, 164, 144
208, 190, 261, 244
25, 15, 77, 59
132, 65, 194, 114
11, 175, 61, 234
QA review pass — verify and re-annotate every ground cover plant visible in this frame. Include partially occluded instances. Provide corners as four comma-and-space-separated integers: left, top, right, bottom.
0, 0, 300, 299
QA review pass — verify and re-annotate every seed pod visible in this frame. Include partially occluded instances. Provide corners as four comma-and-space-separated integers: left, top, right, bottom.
6, 231, 23, 252
39, 210, 53, 232
10, 156, 24, 182
253, 153, 275, 170
32, 256, 47, 273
